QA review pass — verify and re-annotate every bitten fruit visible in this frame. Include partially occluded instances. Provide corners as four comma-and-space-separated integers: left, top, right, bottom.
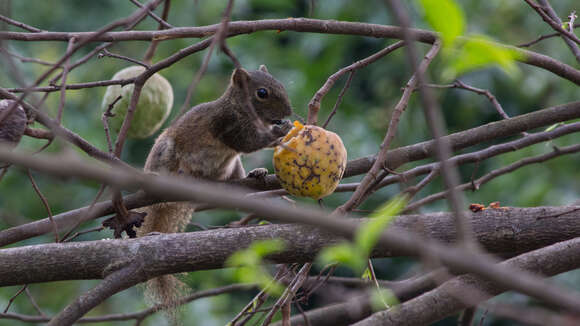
102, 66, 173, 139
273, 121, 347, 199
0, 100, 27, 148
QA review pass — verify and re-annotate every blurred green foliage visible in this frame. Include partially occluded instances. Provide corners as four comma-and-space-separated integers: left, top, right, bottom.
0, 0, 579, 325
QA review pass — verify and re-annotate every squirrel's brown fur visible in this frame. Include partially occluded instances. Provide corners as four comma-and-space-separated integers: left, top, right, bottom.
137, 66, 292, 318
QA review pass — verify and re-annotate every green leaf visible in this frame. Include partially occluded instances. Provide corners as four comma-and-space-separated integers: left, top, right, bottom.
370, 288, 400, 311
544, 122, 564, 132
225, 239, 285, 267
317, 242, 367, 272
443, 35, 523, 79
418, 0, 465, 48
355, 195, 408, 255
361, 267, 372, 281
251, 239, 286, 257
225, 239, 286, 296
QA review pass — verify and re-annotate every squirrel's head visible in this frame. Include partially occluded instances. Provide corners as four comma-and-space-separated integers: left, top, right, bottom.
230, 65, 293, 124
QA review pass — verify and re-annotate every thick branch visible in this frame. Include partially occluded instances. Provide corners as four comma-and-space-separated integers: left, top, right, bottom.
353, 235, 580, 326
1, 19, 578, 84
343, 100, 580, 176
1, 148, 580, 312
0, 206, 579, 286
48, 263, 147, 326
2, 100, 580, 246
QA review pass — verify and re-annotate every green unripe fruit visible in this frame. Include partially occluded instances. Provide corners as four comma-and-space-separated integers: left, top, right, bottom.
102, 66, 173, 139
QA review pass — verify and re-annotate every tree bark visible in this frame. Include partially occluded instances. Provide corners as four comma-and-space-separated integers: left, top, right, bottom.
0, 206, 578, 286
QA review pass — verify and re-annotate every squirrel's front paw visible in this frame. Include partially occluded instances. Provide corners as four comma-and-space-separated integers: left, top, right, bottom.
247, 167, 269, 179
271, 119, 292, 137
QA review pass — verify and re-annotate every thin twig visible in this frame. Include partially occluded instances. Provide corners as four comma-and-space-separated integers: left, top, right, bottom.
143, 0, 172, 63
129, 0, 173, 29
175, 0, 236, 118
24, 127, 53, 139
425, 80, 527, 137
535, 1, 580, 63
404, 143, 580, 212
3, 285, 27, 313
26, 169, 59, 242
402, 168, 439, 199
57, 37, 76, 123
60, 184, 109, 242
322, 70, 355, 129
523, 0, 580, 46
0, 14, 43, 32
24, 287, 46, 318
102, 95, 123, 153
517, 23, 580, 47
308, 41, 405, 125
230, 268, 289, 325
0, 47, 54, 66
337, 40, 441, 213
98, 48, 151, 68
9, 77, 137, 93
261, 264, 311, 326
62, 226, 105, 243
385, 0, 474, 249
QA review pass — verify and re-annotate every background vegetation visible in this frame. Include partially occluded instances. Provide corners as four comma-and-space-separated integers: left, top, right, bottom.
0, 1, 578, 325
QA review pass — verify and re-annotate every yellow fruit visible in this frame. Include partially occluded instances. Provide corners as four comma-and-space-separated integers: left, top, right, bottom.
273, 121, 347, 199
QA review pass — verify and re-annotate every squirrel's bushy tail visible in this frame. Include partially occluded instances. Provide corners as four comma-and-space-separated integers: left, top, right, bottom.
138, 202, 193, 324
137, 202, 193, 236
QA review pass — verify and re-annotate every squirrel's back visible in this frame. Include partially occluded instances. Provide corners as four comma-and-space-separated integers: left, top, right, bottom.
136, 66, 292, 319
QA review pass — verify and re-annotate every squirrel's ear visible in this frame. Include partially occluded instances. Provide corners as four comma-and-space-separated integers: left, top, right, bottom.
232, 68, 250, 87
258, 64, 269, 73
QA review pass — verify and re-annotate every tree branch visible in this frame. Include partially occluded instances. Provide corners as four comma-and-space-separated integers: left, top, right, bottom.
1, 147, 580, 313
353, 235, 580, 325
2, 100, 580, 247
337, 39, 440, 213
47, 262, 147, 326
0, 284, 254, 324
1, 19, 578, 84
1, 206, 580, 286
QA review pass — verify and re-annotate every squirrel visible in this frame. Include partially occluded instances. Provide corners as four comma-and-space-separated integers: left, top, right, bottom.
136, 65, 293, 314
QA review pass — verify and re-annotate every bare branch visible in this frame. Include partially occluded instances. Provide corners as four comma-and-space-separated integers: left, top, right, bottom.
1, 146, 580, 313
47, 263, 147, 326
0, 87, 128, 167
25, 169, 58, 242
0, 284, 253, 324
518, 23, 580, 47
129, 0, 173, 29
404, 142, 580, 212
523, 0, 580, 49
353, 236, 580, 325
535, 0, 580, 63
337, 40, 440, 213
384, 0, 474, 247
1, 19, 577, 83
321, 70, 355, 129
0, 47, 54, 66
2, 101, 580, 246
56, 37, 76, 123
0, 14, 43, 32
142, 0, 172, 64
307, 41, 405, 125
98, 48, 151, 68
1, 205, 580, 285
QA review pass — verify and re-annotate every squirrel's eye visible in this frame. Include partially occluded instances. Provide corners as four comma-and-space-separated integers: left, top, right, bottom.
256, 88, 269, 99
